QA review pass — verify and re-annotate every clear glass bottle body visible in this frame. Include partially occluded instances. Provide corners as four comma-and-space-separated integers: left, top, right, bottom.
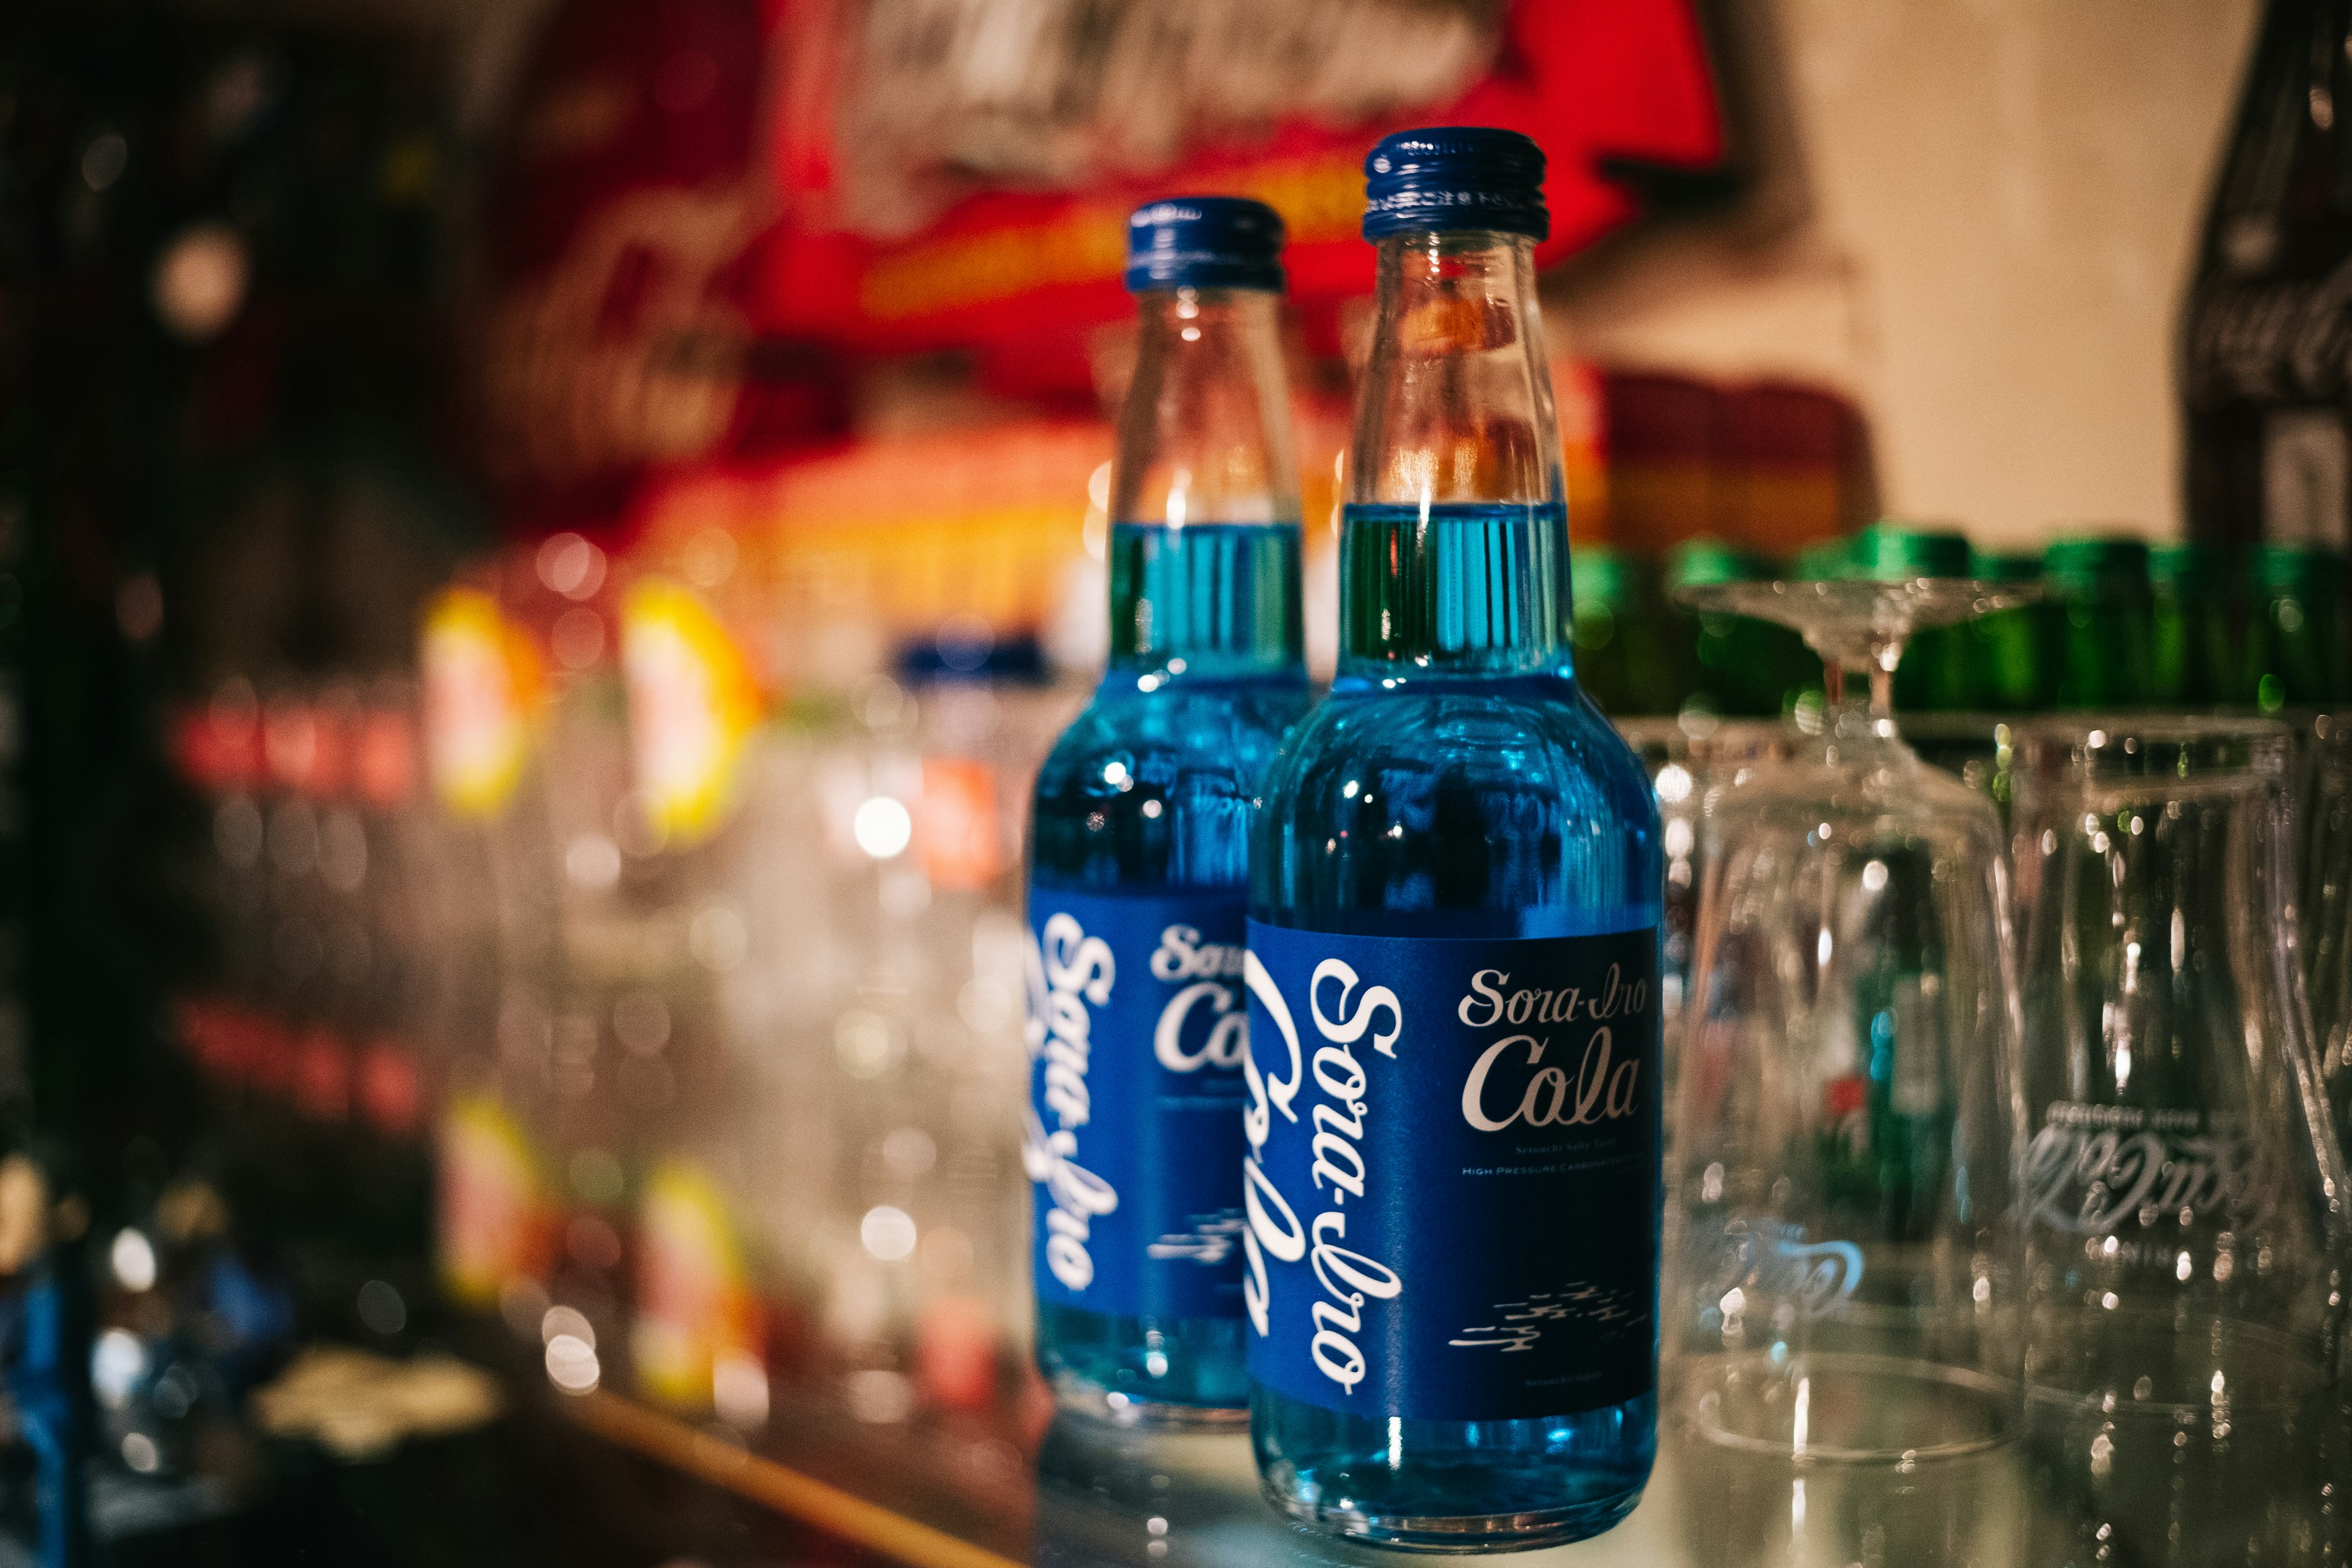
1029, 287, 1309, 1420
1247, 230, 1661, 1545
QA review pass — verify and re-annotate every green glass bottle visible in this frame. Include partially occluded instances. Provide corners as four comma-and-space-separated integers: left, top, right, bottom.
2148, 541, 2236, 708
1965, 548, 2046, 713
1668, 537, 1815, 717
2241, 545, 2351, 712
2041, 535, 2155, 709
1846, 522, 1975, 710
1569, 545, 1673, 715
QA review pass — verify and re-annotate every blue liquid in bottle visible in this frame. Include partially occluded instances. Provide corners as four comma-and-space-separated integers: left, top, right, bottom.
1243, 132, 1661, 1547
1028, 206, 1311, 1425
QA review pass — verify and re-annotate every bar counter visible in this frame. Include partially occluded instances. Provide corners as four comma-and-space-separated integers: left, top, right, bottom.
540, 1352, 2102, 1568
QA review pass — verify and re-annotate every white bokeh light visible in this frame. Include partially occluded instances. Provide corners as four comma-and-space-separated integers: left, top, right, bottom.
861, 1205, 918, 1261
545, 1333, 600, 1393
853, 796, 914, 859
111, 1228, 157, 1293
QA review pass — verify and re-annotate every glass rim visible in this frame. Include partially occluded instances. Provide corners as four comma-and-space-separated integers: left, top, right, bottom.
1668, 1352, 2021, 1466
1613, 714, 1786, 750
2009, 715, 2293, 807
1892, 710, 2027, 737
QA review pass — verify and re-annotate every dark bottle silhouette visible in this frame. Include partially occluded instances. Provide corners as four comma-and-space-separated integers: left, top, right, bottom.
2184, 0, 2352, 549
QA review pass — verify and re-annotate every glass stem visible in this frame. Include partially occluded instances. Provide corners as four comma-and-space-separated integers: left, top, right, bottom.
1822, 638, 1899, 739
1824, 662, 1874, 731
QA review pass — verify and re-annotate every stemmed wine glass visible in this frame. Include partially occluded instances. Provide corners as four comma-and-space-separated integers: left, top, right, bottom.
1662, 577, 2033, 1567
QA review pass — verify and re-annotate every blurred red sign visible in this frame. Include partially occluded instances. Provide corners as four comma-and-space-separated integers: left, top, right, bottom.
752, 0, 1724, 352
478, 0, 839, 529
479, 0, 1721, 520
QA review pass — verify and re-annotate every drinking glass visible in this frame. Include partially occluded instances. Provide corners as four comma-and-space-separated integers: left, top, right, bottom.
1901, 712, 2026, 821
2297, 712, 2352, 1147
1616, 716, 1787, 1118
2010, 716, 2351, 1567
1665, 578, 2032, 1568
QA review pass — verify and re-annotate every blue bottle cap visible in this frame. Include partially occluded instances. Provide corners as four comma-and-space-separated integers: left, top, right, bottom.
1125, 197, 1286, 293
1362, 126, 1548, 241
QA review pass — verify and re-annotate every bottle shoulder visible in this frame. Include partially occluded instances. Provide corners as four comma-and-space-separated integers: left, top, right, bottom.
1029, 679, 1313, 902
1261, 677, 1658, 826
1249, 677, 1662, 929
1038, 678, 1310, 782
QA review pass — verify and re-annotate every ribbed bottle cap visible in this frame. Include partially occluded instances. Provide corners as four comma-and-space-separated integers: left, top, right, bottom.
1669, 536, 1766, 590
2043, 535, 2152, 589
1571, 545, 1643, 610
1125, 197, 1286, 293
1363, 126, 1548, 241
1846, 522, 1972, 582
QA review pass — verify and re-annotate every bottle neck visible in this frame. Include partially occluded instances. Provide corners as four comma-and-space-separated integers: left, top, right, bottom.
1107, 288, 1303, 679
1339, 230, 1570, 679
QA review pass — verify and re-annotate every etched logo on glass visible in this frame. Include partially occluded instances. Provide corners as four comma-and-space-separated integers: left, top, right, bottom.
2024, 1102, 2272, 1236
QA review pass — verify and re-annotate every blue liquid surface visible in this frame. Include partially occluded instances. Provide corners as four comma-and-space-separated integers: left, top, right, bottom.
1031, 521, 1308, 1414
1250, 501, 1662, 1545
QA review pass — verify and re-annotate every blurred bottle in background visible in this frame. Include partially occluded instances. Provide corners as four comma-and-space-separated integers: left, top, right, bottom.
2041, 536, 2156, 709
2184, 0, 2352, 551
1665, 538, 1815, 718
418, 574, 564, 1340
0, 1148, 91, 1568
1964, 547, 2047, 713
2239, 543, 2351, 710
1569, 546, 1677, 716
2149, 540, 2238, 707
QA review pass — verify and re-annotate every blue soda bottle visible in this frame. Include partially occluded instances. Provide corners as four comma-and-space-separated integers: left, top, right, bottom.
1026, 197, 1311, 1424
1242, 129, 1663, 1547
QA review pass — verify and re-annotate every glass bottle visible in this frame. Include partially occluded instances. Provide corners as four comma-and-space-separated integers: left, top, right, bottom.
2240, 543, 2351, 710
1245, 128, 1661, 1548
1569, 545, 1673, 716
2149, 540, 2237, 707
1668, 537, 1814, 718
2041, 535, 2156, 709
2182, 0, 2352, 551
1027, 197, 1308, 1423
1966, 547, 2048, 714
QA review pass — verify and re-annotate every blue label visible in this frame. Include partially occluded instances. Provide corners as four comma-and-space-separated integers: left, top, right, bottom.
1242, 922, 1660, 1422
1025, 889, 1250, 1320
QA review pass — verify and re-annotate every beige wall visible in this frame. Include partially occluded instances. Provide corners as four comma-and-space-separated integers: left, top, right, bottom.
1556, 0, 2263, 547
